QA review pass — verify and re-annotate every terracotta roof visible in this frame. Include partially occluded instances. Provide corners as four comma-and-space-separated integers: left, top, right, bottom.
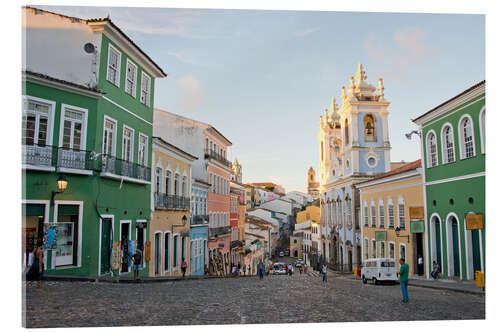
358, 159, 421, 185
412, 80, 485, 123
24, 70, 104, 94
25, 7, 166, 77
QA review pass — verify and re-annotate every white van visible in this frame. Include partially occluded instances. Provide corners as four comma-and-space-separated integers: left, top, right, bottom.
361, 258, 398, 284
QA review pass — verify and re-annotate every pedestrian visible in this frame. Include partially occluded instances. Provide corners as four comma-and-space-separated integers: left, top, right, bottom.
288, 264, 293, 276
181, 257, 187, 278
418, 256, 424, 276
398, 258, 410, 303
299, 266, 303, 274
431, 260, 440, 280
322, 264, 328, 282
132, 248, 142, 281
258, 261, 264, 280
243, 265, 247, 276
26, 240, 44, 290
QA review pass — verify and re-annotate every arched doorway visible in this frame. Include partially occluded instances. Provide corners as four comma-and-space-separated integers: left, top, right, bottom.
446, 214, 461, 278
345, 240, 353, 272
430, 215, 442, 271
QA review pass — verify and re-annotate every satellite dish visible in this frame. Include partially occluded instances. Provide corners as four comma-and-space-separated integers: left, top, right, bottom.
84, 43, 95, 54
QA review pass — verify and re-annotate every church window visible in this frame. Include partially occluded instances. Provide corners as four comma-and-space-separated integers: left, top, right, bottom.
344, 119, 349, 144
364, 114, 376, 142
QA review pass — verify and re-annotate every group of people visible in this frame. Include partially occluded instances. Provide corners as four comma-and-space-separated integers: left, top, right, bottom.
231, 263, 254, 276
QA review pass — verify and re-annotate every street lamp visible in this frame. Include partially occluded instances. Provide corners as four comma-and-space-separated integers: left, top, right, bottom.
394, 226, 409, 242
51, 174, 68, 205
405, 130, 421, 140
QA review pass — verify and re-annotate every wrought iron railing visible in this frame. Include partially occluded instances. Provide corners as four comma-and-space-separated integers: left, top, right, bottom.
204, 149, 231, 168
154, 193, 190, 210
101, 154, 151, 181
209, 226, 231, 238
22, 144, 94, 171
191, 215, 209, 225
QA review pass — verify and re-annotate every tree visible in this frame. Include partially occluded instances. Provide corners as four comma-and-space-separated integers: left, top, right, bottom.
265, 185, 275, 192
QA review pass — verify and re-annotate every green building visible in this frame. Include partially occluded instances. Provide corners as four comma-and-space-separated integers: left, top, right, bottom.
22, 7, 166, 277
412, 81, 485, 281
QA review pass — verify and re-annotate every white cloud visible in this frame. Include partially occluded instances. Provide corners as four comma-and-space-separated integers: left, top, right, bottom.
177, 76, 205, 112
364, 27, 437, 81
167, 50, 201, 66
295, 27, 319, 37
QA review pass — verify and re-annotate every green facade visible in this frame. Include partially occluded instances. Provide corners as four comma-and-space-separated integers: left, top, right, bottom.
416, 83, 485, 281
22, 25, 164, 278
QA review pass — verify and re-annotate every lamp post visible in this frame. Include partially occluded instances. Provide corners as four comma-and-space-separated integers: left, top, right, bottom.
405, 130, 421, 140
394, 226, 409, 242
51, 174, 68, 205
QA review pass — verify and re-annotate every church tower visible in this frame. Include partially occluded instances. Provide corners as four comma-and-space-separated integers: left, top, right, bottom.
307, 166, 319, 199
231, 158, 242, 183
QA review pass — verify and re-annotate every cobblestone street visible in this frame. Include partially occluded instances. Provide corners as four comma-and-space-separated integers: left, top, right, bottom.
23, 272, 484, 328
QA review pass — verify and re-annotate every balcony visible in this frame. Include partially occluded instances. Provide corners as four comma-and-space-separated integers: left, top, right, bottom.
191, 215, 209, 226
204, 149, 231, 168
22, 144, 94, 174
154, 193, 190, 210
209, 226, 231, 238
101, 155, 151, 183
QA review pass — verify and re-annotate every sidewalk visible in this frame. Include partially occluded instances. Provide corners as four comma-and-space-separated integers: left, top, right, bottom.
41, 273, 257, 283
326, 269, 484, 295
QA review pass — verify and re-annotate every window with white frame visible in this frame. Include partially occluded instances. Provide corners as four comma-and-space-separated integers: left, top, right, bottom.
441, 124, 455, 163
380, 241, 385, 258
389, 242, 395, 259
480, 108, 485, 153
122, 126, 134, 162
125, 60, 137, 97
182, 176, 187, 197
399, 243, 406, 261
155, 167, 162, 194
378, 201, 385, 228
107, 45, 121, 86
398, 198, 406, 229
371, 239, 376, 258
427, 131, 438, 167
138, 133, 148, 166
22, 99, 51, 146
165, 170, 171, 195
388, 201, 395, 228
364, 203, 368, 226
61, 107, 86, 150
174, 174, 180, 196
102, 117, 116, 156
371, 204, 376, 227
460, 116, 475, 159
364, 238, 369, 259
140, 72, 151, 107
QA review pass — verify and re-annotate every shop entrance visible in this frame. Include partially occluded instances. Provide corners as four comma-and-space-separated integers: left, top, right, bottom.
471, 229, 481, 274
450, 217, 460, 278
56, 204, 79, 267
100, 218, 112, 275
154, 233, 161, 275
22, 204, 45, 265
120, 222, 130, 273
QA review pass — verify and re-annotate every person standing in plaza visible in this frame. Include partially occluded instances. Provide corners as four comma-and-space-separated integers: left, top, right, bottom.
431, 260, 440, 280
243, 265, 247, 276
398, 258, 410, 303
132, 248, 142, 281
181, 257, 187, 278
26, 240, 43, 289
322, 264, 327, 283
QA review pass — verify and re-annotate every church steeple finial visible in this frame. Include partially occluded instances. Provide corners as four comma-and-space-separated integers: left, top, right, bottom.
378, 78, 385, 100
348, 76, 355, 96
355, 63, 367, 84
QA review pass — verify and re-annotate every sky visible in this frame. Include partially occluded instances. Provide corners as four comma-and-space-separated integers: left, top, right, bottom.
37, 5, 485, 192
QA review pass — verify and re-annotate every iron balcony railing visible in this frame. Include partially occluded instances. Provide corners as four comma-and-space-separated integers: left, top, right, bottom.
204, 149, 231, 168
22, 143, 95, 171
191, 215, 209, 226
209, 226, 231, 238
154, 193, 190, 210
101, 154, 151, 182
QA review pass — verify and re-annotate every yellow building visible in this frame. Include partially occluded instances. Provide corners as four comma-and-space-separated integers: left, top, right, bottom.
357, 160, 424, 277
149, 137, 197, 277
297, 205, 320, 224
290, 232, 303, 258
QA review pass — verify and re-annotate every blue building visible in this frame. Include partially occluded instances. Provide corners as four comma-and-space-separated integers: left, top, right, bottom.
190, 179, 210, 275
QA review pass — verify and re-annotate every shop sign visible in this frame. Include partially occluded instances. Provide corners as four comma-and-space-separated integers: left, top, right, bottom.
466, 214, 484, 230
375, 231, 386, 241
409, 207, 424, 220
410, 220, 425, 233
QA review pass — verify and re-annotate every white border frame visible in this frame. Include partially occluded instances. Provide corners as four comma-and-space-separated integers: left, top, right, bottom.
388, 241, 396, 260
53, 200, 84, 269
399, 242, 407, 261
153, 230, 163, 276
125, 58, 138, 98
440, 122, 456, 164
102, 115, 118, 157
458, 114, 476, 160
22, 95, 56, 147
22, 200, 50, 269
425, 129, 438, 168
58, 103, 89, 151
445, 212, 463, 279
98, 214, 114, 276
107, 43, 122, 87
136, 219, 147, 269
138, 132, 149, 167
140, 72, 152, 107
173, 233, 180, 271
122, 124, 135, 162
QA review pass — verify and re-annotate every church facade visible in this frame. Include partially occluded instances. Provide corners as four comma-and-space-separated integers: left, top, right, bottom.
318, 64, 391, 272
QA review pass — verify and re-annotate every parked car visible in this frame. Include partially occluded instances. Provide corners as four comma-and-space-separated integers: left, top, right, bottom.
284, 250, 290, 256
279, 251, 284, 257
294, 259, 303, 267
361, 258, 398, 284
272, 262, 288, 275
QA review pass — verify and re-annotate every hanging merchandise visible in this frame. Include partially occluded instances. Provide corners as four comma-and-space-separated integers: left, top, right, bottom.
112, 241, 122, 271
43, 224, 58, 250
144, 241, 151, 262
128, 240, 135, 267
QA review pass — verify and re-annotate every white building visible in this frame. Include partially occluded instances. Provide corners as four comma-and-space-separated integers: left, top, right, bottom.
283, 191, 313, 208
317, 64, 391, 272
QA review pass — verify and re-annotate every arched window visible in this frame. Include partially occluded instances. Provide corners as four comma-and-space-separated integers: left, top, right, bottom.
363, 202, 368, 227
344, 118, 349, 144
398, 196, 406, 229
370, 201, 376, 227
426, 131, 438, 167
459, 115, 475, 159
441, 124, 455, 164
364, 114, 376, 141
479, 108, 485, 154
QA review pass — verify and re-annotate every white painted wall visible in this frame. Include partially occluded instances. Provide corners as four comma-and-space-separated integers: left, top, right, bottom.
23, 8, 101, 88
260, 199, 292, 216
247, 210, 279, 232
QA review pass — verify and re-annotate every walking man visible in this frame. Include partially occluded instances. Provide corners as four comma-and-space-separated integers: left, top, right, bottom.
399, 258, 409, 303
322, 264, 327, 282
132, 248, 142, 281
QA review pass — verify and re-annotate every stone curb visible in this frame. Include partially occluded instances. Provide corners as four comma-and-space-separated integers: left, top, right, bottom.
42, 274, 260, 283
408, 281, 485, 296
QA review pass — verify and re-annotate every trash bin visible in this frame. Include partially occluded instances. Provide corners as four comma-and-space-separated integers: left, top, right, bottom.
475, 271, 484, 289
